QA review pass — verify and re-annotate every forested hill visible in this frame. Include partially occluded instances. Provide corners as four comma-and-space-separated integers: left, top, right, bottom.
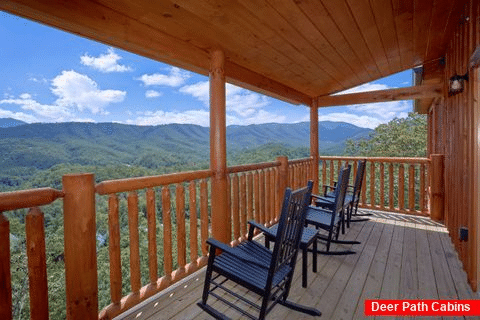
0, 120, 370, 188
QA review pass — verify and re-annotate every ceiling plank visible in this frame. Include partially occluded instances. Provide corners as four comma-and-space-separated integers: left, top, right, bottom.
319, 0, 382, 80
413, 0, 434, 65
346, 0, 392, 76
392, 0, 414, 69
294, 0, 374, 83
316, 83, 444, 107
262, 0, 368, 86
171, 0, 327, 93
370, 0, 403, 72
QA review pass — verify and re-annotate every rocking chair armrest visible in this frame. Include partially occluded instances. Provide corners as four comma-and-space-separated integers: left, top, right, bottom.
206, 237, 269, 268
248, 220, 270, 236
322, 184, 336, 195
311, 194, 334, 202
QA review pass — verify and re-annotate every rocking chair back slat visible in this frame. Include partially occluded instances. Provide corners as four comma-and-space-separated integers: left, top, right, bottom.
271, 181, 313, 276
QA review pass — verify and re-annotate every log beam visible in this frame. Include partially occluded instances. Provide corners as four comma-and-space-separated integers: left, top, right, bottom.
317, 84, 444, 107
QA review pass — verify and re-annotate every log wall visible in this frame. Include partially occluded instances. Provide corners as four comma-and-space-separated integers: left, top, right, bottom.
429, 0, 480, 291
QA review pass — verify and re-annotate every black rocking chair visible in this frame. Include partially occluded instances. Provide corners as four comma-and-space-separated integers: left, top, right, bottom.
313, 159, 369, 227
306, 165, 360, 255
198, 181, 321, 320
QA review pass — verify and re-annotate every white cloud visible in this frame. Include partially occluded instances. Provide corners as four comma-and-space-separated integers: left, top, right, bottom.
0, 95, 72, 122
179, 81, 273, 119
127, 109, 211, 127
52, 70, 126, 114
80, 48, 132, 73
334, 82, 392, 95
145, 90, 162, 98
0, 107, 38, 123
137, 67, 191, 87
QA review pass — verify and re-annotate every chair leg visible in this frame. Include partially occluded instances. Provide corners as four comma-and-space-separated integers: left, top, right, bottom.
312, 239, 317, 273
302, 245, 307, 288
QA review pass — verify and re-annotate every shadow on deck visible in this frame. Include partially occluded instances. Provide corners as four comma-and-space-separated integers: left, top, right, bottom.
115, 210, 476, 320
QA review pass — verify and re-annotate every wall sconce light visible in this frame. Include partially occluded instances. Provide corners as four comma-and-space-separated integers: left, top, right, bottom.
448, 72, 469, 96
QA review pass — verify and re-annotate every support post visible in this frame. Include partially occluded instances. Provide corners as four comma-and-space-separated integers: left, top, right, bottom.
209, 50, 230, 244
310, 100, 319, 194
277, 156, 289, 214
63, 173, 98, 319
430, 154, 445, 221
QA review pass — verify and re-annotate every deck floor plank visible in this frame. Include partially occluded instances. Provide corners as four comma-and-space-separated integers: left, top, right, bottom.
113, 210, 475, 320
352, 217, 395, 319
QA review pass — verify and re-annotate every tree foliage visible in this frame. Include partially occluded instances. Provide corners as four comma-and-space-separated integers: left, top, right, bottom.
344, 112, 427, 157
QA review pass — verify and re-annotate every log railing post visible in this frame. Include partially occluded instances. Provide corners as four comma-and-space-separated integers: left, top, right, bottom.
63, 173, 97, 320
277, 156, 289, 214
430, 154, 445, 221
209, 49, 229, 244
310, 100, 319, 194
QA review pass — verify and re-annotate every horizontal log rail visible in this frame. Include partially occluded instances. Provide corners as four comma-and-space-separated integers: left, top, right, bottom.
0, 187, 64, 212
95, 169, 212, 195
318, 156, 430, 216
227, 160, 280, 174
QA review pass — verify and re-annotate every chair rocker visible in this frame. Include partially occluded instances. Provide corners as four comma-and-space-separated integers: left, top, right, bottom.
306, 165, 360, 255
198, 181, 321, 320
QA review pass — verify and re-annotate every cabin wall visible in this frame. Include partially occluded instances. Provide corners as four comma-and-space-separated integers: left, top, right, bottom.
430, 0, 480, 291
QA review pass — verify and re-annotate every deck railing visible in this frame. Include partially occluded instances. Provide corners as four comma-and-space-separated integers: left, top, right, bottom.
95, 169, 213, 319
318, 156, 430, 215
0, 188, 64, 320
1, 155, 437, 320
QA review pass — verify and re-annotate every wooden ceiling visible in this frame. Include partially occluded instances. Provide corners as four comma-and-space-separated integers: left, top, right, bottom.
1, 0, 466, 105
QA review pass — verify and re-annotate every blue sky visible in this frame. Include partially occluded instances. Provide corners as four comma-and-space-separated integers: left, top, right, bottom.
0, 12, 412, 129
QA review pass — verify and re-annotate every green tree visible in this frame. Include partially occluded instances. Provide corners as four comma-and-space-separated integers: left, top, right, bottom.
344, 112, 427, 157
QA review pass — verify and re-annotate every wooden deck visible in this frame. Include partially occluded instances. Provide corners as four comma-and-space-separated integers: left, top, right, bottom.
115, 210, 477, 320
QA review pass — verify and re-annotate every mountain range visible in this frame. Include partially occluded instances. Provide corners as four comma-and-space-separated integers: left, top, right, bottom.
0, 119, 371, 188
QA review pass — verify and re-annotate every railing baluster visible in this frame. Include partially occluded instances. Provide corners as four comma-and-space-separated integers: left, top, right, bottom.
259, 170, 266, 225
265, 169, 271, 226
232, 174, 240, 244
398, 164, 405, 210
380, 162, 385, 209
227, 175, 231, 242
26, 207, 49, 320
370, 162, 376, 207
273, 168, 279, 222
199, 179, 209, 265
270, 168, 276, 224
361, 163, 367, 205
420, 164, 426, 213
330, 160, 334, 185
389, 164, 394, 210
247, 172, 253, 222
175, 184, 186, 279
127, 192, 141, 294
161, 187, 172, 282
146, 188, 157, 286
409, 164, 416, 212
0, 213, 11, 320
254, 171, 260, 223
322, 160, 327, 188
240, 174, 247, 241
188, 181, 198, 272
108, 194, 122, 305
